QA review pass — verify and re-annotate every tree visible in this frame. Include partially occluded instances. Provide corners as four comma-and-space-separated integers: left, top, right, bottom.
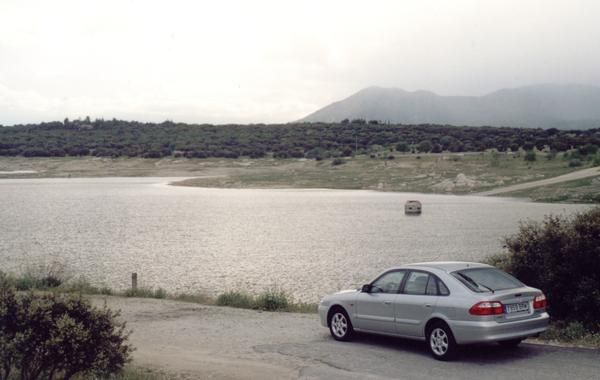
395, 142, 409, 152
350, 118, 366, 125
417, 140, 432, 153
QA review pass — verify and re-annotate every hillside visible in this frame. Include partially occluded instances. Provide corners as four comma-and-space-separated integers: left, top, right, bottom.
1, 120, 599, 159
299, 84, 600, 129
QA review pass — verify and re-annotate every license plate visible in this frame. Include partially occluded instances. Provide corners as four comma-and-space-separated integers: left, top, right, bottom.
505, 302, 529, 314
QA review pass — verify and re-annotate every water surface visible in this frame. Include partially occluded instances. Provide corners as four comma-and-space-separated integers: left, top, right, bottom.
0, 178, 591, 301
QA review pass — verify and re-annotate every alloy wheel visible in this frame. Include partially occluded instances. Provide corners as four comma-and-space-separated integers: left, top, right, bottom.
430, 327, 449, 356
331, 312, 348, 338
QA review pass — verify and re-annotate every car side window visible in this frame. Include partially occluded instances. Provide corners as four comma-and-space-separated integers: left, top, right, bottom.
403, 271, 430, 295
426, 275, 437, 295
371, 270, 406, 294
437, 278, 450, 296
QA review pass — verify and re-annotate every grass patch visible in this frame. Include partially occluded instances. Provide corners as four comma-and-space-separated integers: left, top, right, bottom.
173, 152, 589, 195
6, 261, 67, 290
216, 287, 317, 313
537, 322, 600, 348
124, 287, 167, 299
216, 291, 255, 309
1, 269, 316, 313
0, 153, 592, 196
172, 292, 214, 305
502, 176, 600, 203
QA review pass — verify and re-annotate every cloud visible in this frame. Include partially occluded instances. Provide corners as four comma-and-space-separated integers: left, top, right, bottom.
1, 0, 600, 125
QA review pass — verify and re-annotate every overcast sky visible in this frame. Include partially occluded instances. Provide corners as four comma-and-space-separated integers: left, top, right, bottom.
1, 0, 599, 125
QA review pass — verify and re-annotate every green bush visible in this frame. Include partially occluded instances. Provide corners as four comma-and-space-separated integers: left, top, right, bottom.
492, 208, 600, 328
524, 150, 536, 162
395, 142, 409, 152
0, 280, 131, 380
255, 288, 289, 311
9, 262, 67, 291
569, 158, 582, 167
215, 289, 295, 312
216, 291, 255, 309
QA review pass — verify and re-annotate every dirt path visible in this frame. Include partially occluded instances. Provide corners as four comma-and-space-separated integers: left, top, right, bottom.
91, 296, 600, 380
475, 166, 600, 196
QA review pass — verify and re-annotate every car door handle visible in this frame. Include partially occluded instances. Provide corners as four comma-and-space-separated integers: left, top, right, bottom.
383, 301, 392, 305
424, 304, 432, 308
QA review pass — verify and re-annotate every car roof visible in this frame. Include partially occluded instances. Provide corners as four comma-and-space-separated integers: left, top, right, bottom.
398, 261, 492, 273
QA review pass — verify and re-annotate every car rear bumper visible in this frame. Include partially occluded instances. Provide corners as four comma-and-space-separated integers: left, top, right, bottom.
449, 312, 550, 344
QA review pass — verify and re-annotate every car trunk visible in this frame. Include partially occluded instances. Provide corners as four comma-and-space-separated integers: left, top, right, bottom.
488, 286, 543, 323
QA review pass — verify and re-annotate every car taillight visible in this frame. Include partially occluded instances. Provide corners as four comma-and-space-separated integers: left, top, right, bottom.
533, 294, 547, 309
469, 301, 504, 315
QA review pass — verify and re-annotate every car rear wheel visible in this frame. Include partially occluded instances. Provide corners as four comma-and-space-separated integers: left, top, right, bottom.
329, 309, 354, 341
498, 338, 523, 348
427, 322, 457, 361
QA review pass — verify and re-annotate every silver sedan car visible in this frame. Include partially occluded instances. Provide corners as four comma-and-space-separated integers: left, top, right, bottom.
319, 262, 549, 360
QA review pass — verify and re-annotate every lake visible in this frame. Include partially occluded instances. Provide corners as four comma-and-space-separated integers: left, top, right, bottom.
0, 177, 592, 302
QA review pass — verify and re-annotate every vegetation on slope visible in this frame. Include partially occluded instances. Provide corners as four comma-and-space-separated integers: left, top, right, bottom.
1, 118, 598, 160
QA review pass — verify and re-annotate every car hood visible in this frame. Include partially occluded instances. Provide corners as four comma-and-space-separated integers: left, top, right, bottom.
335, 289, 359, 295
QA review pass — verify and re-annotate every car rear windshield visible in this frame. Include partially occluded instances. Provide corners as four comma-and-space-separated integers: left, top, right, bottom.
451, 268, 523, 292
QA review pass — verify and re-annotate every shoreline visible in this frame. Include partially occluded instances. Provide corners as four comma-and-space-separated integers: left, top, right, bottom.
1, 155, 597, 203
1, 174, 595, 206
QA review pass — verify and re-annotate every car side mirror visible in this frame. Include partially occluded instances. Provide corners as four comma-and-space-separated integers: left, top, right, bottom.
361, 284, 372, 293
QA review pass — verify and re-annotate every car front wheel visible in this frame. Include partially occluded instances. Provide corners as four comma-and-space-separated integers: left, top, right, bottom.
329, 309, 354, 341
427, 322, 458, 360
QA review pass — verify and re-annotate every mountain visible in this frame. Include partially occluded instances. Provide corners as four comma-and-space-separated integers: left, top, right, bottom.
299, 84, 600, 129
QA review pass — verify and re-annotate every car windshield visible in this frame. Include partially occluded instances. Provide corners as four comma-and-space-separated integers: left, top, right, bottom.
451, 268, 523, 292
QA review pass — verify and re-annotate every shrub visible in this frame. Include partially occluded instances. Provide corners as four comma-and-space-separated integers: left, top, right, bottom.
569, 158, 582, 167
395, 142, 409, 152
331, 158, 345, 166
0, 283, 131, 380
524, 150, 536, 162
255, 288, 289, 311
11, 262, 67, 291
173, 292, 214, 305
491, 208, 600, 328
546, 149, 558, 160
540, 321, 600, 346
216, 291, 254, 309
417, 140, 432, 153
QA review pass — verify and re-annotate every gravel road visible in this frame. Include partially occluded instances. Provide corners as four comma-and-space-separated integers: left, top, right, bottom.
475, 166, 600, 196
92, 297, 600, 380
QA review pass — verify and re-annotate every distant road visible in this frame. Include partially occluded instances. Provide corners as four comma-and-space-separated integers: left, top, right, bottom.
476, 166, 600, 196
95, 297, 600, 380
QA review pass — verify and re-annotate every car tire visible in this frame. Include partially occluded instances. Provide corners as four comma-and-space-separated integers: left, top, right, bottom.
328, 308, 354, 341
498, 338, 523, 348
427, 322, 458, 361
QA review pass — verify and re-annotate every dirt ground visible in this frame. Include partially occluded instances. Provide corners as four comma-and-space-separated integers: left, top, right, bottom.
91, 296, 600, 380
91, 296, 317, 379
